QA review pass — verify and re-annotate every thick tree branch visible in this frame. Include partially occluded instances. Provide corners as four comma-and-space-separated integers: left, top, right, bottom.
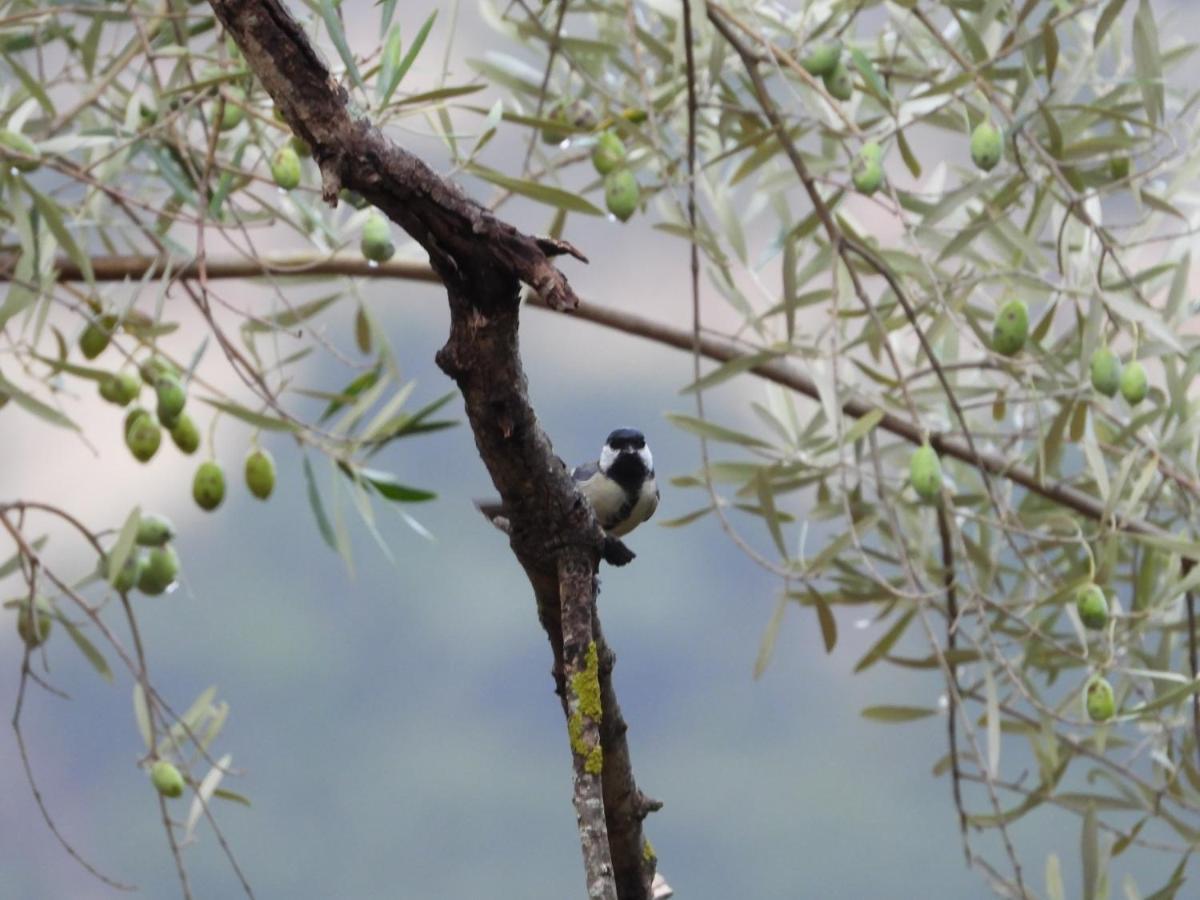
205, 2, 653, 897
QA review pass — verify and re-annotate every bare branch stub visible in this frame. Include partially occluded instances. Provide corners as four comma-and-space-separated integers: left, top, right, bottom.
209, 2, 658, 897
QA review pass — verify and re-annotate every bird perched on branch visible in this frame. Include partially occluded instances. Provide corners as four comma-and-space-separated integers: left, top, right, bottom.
478, 428, 659, 565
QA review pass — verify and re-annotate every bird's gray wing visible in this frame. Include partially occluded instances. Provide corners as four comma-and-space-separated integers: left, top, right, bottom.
645, 483, 660, 522
571, 461, 600, 482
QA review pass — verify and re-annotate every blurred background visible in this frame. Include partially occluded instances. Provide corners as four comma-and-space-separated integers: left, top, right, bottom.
4, 2, 1199, 898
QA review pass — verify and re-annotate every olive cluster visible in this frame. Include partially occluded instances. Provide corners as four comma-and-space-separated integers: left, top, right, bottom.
84, 326, 278, 512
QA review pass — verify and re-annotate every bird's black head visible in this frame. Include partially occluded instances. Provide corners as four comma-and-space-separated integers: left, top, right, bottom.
605, 428, 646, 452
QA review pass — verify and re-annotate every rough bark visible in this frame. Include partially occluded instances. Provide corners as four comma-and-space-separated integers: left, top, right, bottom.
207, 2, 657, 896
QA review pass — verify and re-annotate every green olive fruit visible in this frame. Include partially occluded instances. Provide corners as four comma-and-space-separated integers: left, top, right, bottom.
139, 356, 177, 386
540, 100, 571, 145
110, 552, 144, 593
136, 514, 176, 547
138, 545, 180, 595
1120, 360, 1148, 405
909, 443, 943, 501
0, 129, 40, 172
591, 131, 627, 176
970, 122, 1003, 172
138, 101, 158, 127
218, 87, 245, 131
193, 461, 226, 511
150, 760, 185, 798
565, 99, 598, 132
852, 144, 884, 195
99, 371, 141, 406
604, 169, 640, 222
126, 416, 163, 463
1089, 347, 1121, 397
1075, 584, 1109, 630
801, 40, 842, 78
1109, 156, 1130, 181
823, 62, 854, 101
360, 212, 395, 263
992, 299, 1029, 356
271, 145, 301, 190
290, 134, 312, 158
244, 449, 276, 500
170, 413, 201, 455
124, 406, 150, 436
155, 374, 186, 422
16, 599, 52, 648
1085, 676, 1115, 722
99, 375, 124, 404
339, 189, 369, 210
79, 316, 116, 360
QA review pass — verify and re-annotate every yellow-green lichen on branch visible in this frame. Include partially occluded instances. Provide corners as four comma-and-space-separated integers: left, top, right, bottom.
568, 711, 588, 756
642, 838, 656, 864
570, 641, 602, 721
585, 745, 603, 775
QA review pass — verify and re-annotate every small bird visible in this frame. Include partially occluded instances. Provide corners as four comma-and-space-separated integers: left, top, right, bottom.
477, 428, 659, 563
571, 427, 659, 538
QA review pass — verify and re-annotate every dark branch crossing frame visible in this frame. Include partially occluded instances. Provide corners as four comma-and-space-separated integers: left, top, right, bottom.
207, 2, 660, 897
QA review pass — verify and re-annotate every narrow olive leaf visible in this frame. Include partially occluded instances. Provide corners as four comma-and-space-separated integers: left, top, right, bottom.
377, 24, 403, 106
753, 595, 787, 680
1095, 0, 1129, 48
319, 0, 365, 90
848, 47, 889, 103
24, 181, 93, 283
184, 753, 232, 843
242, 294, 340, 333
1045, 853, 1065, 900
754, 471, 788, 559
896, 128, 922, 178
354, 467, 437, 503
107, 506, 141, 588
1143, 853, 1188, 900
0, 371, 80, 431
681, 350, 782, 394
132, 682, 152, 750
319, 368, 382, 422
1110, 818, 1148, 858
200, 397, 297, 432
167, 686, 218, 747
1042, 19, 1059, 82
354, 305, 373, 354
985, 668, 1001, 779
302, 454, 337, 551
657, 506, 713, 527
854, 608, 916, 673
382, 10, 437, 106
466, 164, 604, 215
666, 413, 772, 449
198, 703, 230, 755
1132, 0, 1164, 125
379, 0, 398, 32
841, 408, 884, 446
1121, 678, 1200, 718
5, 55, 55, 116
0, 536, 46, 578
1082, 803, 1099, 900
59, 617, 113, 683
782, 236, 797, 342
212, 788, 252, 807
813, 592, 837, 653
860, 705, 937, 723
